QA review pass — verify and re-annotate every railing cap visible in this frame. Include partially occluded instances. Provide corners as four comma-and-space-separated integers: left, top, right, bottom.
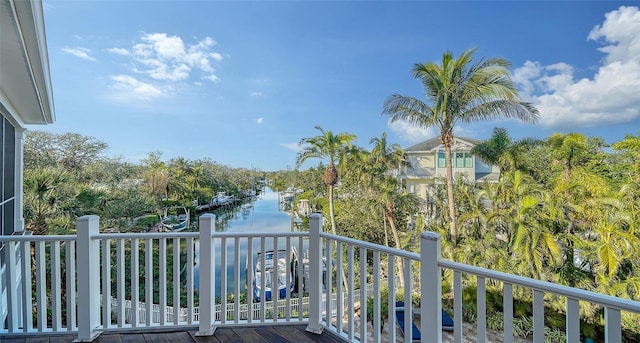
77, 215, 100, 223
421, 231, 441, 241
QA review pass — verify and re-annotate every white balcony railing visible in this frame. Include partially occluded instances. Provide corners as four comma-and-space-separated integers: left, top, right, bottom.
1, 213, 640, 342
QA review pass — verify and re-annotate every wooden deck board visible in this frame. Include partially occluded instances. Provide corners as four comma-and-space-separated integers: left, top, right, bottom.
12, 325, 346, 343
2, 337, 26, 343
118, 333, 144, 343
94, 333, 124, 343
225, 328, 268, 343
49, 336, 76, 343
187, 331, 222, 343
248, 326, 294, 343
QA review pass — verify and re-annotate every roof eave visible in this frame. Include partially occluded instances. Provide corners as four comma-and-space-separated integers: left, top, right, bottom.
1, 0, 55, 126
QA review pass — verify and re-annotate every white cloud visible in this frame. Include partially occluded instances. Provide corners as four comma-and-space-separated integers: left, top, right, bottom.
513, 6, 640, 129
210, 52, 223, 61
105, 32, 224, 103
251, 91, 263, 97
202, 74, 219, 82
62, 47, 96, 61
106, 48, 130, 56
281, 142, 302, 153
388, 119, 437, 143
256, 117, 264, 124
127, 33, 222, 82
110, 75, 164, 101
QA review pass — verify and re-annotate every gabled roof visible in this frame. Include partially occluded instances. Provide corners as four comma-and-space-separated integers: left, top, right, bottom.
405, 136, 481, 152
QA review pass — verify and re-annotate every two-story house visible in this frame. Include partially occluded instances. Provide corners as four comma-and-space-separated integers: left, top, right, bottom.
398, 136, 499, 199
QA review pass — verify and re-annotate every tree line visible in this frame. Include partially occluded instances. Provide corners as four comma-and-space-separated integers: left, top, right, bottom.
23, 130, 263, 235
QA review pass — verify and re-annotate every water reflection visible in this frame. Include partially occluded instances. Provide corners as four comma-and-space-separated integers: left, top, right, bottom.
192, 187, 304, 296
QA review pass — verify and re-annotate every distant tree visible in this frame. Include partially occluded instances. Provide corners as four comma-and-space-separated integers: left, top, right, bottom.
24, 130, 108, 175
470, 127, 541, 176
383, 48, 538, 246
296, 126, 356, 235
613, 132, 640, 181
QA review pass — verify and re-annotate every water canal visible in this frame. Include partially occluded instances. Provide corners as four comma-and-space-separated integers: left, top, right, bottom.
192, 187, 306, 296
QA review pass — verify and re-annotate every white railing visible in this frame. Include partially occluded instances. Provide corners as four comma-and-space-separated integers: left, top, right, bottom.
0, 214, 312, 340
1, 213, 640, 342
309, 217, 640, 343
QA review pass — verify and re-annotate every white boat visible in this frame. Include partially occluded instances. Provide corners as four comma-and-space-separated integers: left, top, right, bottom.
211, 191, 232, 206
249, 248, 299, 301
280, 186, 303, 203
160, 206, 190, 232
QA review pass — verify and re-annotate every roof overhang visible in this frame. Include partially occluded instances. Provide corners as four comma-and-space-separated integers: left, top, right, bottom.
428, 137, 477, 152
0, 0, 55, 127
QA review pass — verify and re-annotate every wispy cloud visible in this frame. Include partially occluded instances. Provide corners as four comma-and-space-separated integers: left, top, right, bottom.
251, 91, 263, 97
513, 6, 640, 129
106, 48, 130, 56
109, 75, 164, 101
256, 117, 264, 124
281, 142, 301, 153
387, 119, 437, 143
62, 47, 96, 61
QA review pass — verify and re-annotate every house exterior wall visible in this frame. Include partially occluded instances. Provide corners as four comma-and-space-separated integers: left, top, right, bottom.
405, 154, 435, 177
399, 138, 500, 202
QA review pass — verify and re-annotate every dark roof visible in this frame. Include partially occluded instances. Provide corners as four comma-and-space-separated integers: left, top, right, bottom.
405, 136, 481, 152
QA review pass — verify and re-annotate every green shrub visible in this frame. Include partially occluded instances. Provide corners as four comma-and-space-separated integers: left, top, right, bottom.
544, 327, 567, 343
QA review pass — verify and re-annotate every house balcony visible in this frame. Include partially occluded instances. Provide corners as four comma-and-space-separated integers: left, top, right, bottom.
1, 214, 639, 343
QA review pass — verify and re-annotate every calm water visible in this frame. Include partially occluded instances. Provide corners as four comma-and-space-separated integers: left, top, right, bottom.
192, 187, 304, 296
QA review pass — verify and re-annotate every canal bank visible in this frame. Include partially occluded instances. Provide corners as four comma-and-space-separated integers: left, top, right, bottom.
193, 187, 306, 296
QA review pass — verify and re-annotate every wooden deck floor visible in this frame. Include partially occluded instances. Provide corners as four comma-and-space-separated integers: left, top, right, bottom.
3, 325, 347, 343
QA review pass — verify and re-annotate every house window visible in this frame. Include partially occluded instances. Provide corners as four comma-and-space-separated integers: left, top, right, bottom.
1, 115, 16, 240
437, 152, 446, 168
438, 151, 473, 168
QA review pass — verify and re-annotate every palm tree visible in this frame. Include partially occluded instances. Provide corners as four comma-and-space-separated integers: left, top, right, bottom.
470, 127, 541, 176
24, 168, 71, 235
369, 132, 407, 174
383, 48, 539, 246
296, 126, 356, 235
613, 132, 640, 181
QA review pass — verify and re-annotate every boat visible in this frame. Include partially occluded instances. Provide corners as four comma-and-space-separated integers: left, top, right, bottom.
211, 191, 232, 206
249, 247, 299, 301
160, 206, 190, 231
280, 186, 303, 203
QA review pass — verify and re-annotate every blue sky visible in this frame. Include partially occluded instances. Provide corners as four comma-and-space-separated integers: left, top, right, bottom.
41, 1, 640, 171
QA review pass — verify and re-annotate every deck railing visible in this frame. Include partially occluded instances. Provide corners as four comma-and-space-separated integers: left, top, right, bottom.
1, 213, 640, 342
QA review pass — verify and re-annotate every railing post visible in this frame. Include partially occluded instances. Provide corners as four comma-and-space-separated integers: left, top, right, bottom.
306, 213, 324, 334
4, 241, 18, 332
76, 215, 101, 342
420, 231, 442, 343
196, 214, 217, 336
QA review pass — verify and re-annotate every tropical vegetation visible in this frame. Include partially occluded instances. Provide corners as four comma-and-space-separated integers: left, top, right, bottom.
383, 48, 539, 246
19, 50, 640, 340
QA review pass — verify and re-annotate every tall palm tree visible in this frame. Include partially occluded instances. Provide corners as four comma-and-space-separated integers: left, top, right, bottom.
383, 48, 539, 246
296, 126, 356, 235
